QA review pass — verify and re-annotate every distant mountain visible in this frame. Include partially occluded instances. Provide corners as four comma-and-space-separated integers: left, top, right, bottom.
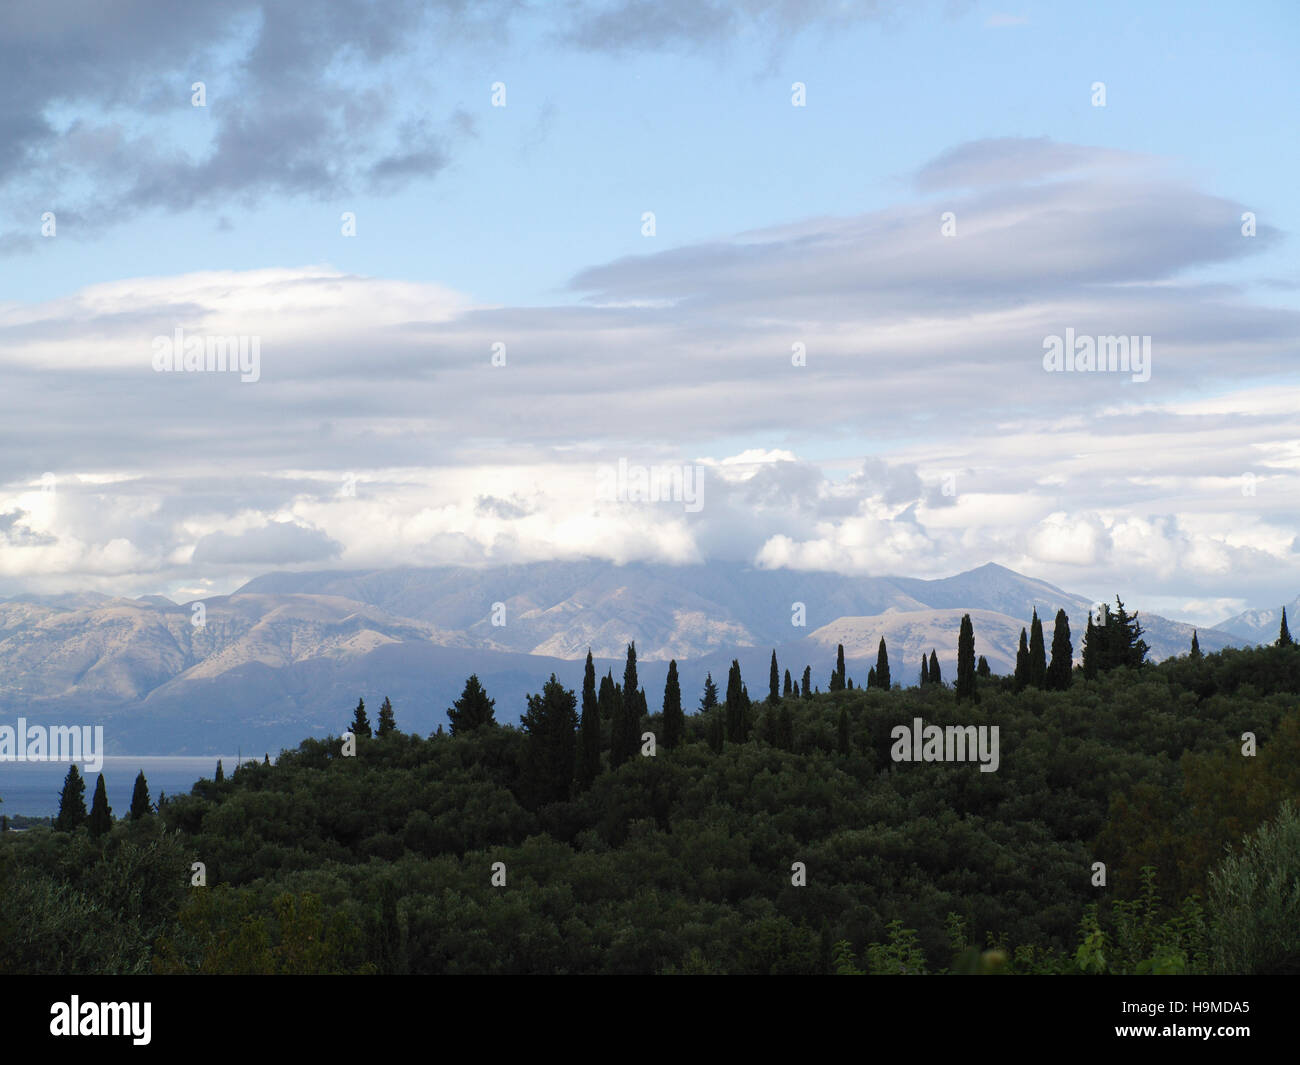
0, 561, 1242, 754
1214, 595, 1300, 645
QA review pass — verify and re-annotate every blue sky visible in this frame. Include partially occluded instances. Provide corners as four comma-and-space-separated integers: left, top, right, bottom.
0, 0, 1297, 625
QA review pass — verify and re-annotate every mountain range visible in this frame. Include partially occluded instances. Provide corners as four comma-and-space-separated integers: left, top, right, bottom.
0, 561, 1275, 755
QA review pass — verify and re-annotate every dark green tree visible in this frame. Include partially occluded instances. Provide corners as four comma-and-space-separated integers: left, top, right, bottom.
1112, 598, 1149, 668
349, 698, 372, 738
837, 708, 851, 756
88, 774, 112, 838
783, 669, 793, 697
699, 672, 719, 712
830, 644, 846, 691
55, 764, 87, 831
707, 710, 724, 754
1047, 609, 1073, 690
578, 650, 601, 786
875, 638, 890, 690
774, 702, 794, 751
957, 613, 978, 702
1279, 607, 1293, 647
623, 641, 639, 700
1190, 629, 1202, 659
976, 654, 990, 678
1014, 628, 1030, 691
520, 674, 578, 805
1029, 609, 1047, 689
608, 675, 631, 769
129, 770, 151, 820
376, 696, 396, 737
662, 659, 684, 750
867, 666, 876, 688
215, 759, 225, 784
801, 666, 811, 698
447, 674, 496, 735
724, 659, 749, 744
929, 649, 941, 687
919, 656, 930, 686
1082, 608, 1102, 679
769, 650, 781, 703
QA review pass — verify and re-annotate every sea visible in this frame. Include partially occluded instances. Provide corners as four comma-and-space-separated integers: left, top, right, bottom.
0, 756, 249, 819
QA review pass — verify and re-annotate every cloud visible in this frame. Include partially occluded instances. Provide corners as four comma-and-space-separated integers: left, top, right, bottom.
191, 520, 343, 565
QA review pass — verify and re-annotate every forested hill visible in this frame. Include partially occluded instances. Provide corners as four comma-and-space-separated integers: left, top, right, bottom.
2, 638, 1299, 975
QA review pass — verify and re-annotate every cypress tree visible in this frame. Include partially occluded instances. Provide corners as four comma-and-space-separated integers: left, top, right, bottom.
724, 659, 749, 743
920, 656, 930, 686
783, 669, 793, 697
846, 677, 853, 690
976, 654, 990, 678
699, 672, 719, 712
867, 666, 876, 688
1112, 598, 1148, 668
929, 649, 941, 687
55, 764, 87, 831
769, 650, 781, 703
1279, 607, 1293, 647
578, 650, 601, 786
1047, 609, 1073, 690
88, 774, 112, 838
609, 678, 630, 769
1082, 609, 1100, 679
830, 644, 845, 691
349, 697, 372, 738
623, 641, 639, 699
801, 666, 811, 698
707, 709, 724, 754
775, 702, 794, 751
957, 613, 977, 702
1028, 609, 1047, 689
662, 659, 684, 749
875, 638, 890, 690
837, 708, 851, 756
376, 696, 396, 736
448, 674, 496, 734
1014, 629, 1029, 691
215, 759, 225, 783
129, 770, 151, 820
520, 674, 578, 805
1190, 629, 1202, 658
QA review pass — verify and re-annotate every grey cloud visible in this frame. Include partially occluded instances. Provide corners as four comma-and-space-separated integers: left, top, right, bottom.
191, 521, 342, 565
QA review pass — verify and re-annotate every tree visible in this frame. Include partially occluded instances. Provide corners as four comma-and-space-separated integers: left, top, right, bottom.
1279, 608, 1293, 648
447, 674, 496, 735
215, 759, 225, 784
783, 669, 793, 697
875, 638, 890, 691
919, 656, 930, 687
774, 703, 794, 751
88, 774, 113, 838
662, 659, 684, 750
129, 771, 152, 820
725, 659, 750, 744
1082, 608, 1102, 679
607, 675, 630, 769
699, 672, 719, 712
707, 710, 724, 754
1014, 628, 1030, 691
1029, 609, 1047, 689
769, 650, 781, 704
1046, 609, 1073, 690
976, 655, 990, 678
623, 641, 639, 700
830, 644, 846, 691
578, 650, 601, 786
801, 666, 812, 699
837, 709, 851, 756
929, 650, 941, 687
376, 697, 396, 737
1112, 598, 1149, 669
55, 764, 87, 831
957, 614, 978, 703
520, 674, 578, 805
867, 666, 876, 688
349, 698, 372, 738
1190, 629, 1202, 659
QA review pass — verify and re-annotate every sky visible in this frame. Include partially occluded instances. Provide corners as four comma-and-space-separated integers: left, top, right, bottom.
0, 0, 1297, 626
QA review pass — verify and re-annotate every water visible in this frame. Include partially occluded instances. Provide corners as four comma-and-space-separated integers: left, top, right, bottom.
0, 755, 248, 819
